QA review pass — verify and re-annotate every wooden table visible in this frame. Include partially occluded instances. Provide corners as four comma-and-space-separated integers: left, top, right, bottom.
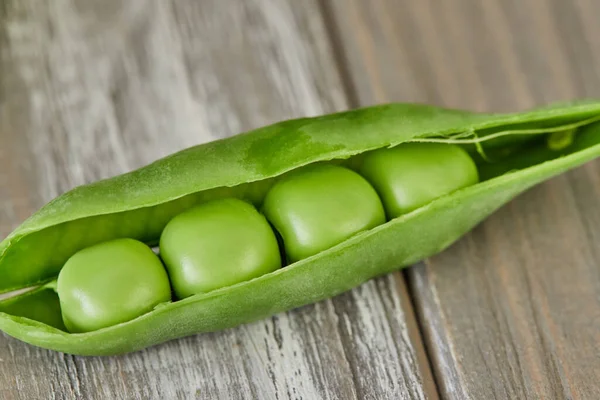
2, 1, 600, 399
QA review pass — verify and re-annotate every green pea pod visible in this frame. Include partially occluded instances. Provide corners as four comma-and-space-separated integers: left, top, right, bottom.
2, 100, 600, 355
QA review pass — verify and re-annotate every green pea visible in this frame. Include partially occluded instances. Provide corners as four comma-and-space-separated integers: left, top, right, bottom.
56, 238, 171, 333
358, 143, 479, 219
262, 164, 386, 262
159, 198, 281, 299
3, 101, 600, 356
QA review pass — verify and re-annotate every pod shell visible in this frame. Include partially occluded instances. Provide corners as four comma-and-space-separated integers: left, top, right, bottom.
1, 101, 600, 355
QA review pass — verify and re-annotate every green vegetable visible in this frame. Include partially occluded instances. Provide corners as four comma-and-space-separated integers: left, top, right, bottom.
1, 100, 600, 355
160, 198, 281, 298
56, 238, 171, 333
262, 164, 385, 262
358, 143, 479, 218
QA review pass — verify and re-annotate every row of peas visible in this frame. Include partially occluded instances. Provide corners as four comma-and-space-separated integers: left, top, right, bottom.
57, 143, 478, 333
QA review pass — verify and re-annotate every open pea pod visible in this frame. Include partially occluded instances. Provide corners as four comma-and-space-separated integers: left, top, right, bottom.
2, 100, 600, 355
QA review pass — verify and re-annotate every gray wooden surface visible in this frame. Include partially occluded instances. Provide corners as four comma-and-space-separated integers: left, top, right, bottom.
1, 0, 600, 399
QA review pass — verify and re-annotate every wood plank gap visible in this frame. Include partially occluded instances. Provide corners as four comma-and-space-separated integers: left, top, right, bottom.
317, 0, 361, 108
398, 270, 442, 400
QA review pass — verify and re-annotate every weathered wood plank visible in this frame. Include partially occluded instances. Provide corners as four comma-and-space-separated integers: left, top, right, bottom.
0, 0, 435, 399
327, 0, 600, 398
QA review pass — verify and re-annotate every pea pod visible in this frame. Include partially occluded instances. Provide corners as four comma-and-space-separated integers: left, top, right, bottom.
2, 100, 600, 355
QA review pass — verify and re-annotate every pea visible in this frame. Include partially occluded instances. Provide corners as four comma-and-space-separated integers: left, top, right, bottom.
262, 164, 386, 262
358, 143, 479, 219
2, 101, 600, 356
56, 238, 171, 333
159, 198, 281, 299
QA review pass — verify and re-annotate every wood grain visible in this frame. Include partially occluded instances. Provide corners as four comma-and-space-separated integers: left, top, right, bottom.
327, 0, 600, 398
0, 0, 435, 399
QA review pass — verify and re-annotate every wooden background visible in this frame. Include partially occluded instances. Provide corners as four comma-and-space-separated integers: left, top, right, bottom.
1, 0, 599, 399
